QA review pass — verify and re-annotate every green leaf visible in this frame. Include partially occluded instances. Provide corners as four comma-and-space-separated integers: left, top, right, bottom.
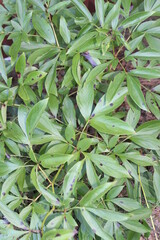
1, 168, 23, 198
15, 53, 26, 76
86, 63, 108, 83
63, 160, 84, 199
88, 207, 129, 222
72, 53, 81, 85
136, 120, 160, 135
16, 0, 25, 27
127, 75, 148, 111
67, 32, 97, 55
130, 67, 160, 79
28, 0, 45, 11
93, 87, 127, 116
153, 166, 160, 202
76, 82, 94, 120
119, 152, 155, 166
111, 198, 141, 211
26, 98, 48, 137
130, 135, 160, 150
120, 220, 150, 234
62, 96, 77, 127
42, 229, 76, 240
48, 95, 59, 117
80, 180, 117, 206
146, 92, 160, 119
86, 158, 100, 188
40, 154, 73, 168
45, 57, 58, 95
104, 0, 121, 28
0, 200, 27, 229
81, 210, 113, 240
32, 14, 55, 44
77, 138, 99, 151
120, 11, 154, 28
48, 1, 71, 14
9, 35, 22, 64
127, 208, 152, 220
87, 153, 130, 178
0, 49, 7, 82
60, 16, 70, 44
71, 0, 92, 22
131, 49, 160, 60
95, 0, 105, 26
90, 115, 135, 135
24, 71, 47, 85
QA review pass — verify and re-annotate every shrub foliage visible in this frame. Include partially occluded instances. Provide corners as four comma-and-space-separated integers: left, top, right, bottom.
0, 0, 160, 239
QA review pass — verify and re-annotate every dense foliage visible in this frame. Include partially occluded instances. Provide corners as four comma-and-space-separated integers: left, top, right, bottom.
0, 0, 160, 239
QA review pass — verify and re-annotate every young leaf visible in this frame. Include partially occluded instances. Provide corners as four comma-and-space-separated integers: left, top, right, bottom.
15, 53, 26, 76
104, 0, 121, 28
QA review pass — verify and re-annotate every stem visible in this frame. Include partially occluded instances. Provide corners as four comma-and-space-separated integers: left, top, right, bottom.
138, 166, 158, 240
48, 14, 60, 48
52, 164, 64, 193
38, 165, 53, 186
41, 206, 55, 235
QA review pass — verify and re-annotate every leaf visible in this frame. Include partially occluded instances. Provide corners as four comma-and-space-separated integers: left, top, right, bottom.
119, 152, 155, 166
87, 207, 129, 222
153, 166, 160, 202
136, 120, 160, 135
76, 82, 94, 120
93, 87, 128, 116
146, 92, 160, 119
24, 71, 47, 85
62, 96, 77, 127
130, 135, 160, 150
63, 160, 84, 199
9, 35, 22, 64
80, 181, 117, 206
26, 98, 48, 137
71, 0, 92, 22
40, 154, 73, 168
90, 115, 135, 135
120, 11, 154, 28
86, 63, 108, 83
131, 49, 160, 60
87, 153, 130, 178
32, 14, 55, 44
1, 168, 23, 198
60, 16, 70, 44
86, 158, 100, 188
48, 1, 71, 14
127, 75, 148, 111
120, 220, 150, 234
77, 138, 99, 151
95, 0, 105, 26
45, 57, 58, 95
0, 49, 7, 82
16, 0, 25, 27
0, 200, 27, 229
130, 67, 160, 79
127, 208, 152, 220
111, 198, 141, 211
67, 32, 97, 55
42, 229, 77, 240
15, 53, 26, 76
72, 53, 81, 85
104, 0, 121, 28
28, 0, 45, 11
81, 210, 113, 240
48, 95, 59, 117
